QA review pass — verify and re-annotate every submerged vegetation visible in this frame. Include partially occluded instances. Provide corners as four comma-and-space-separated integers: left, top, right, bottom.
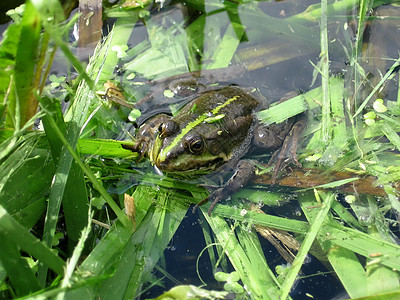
0, 0, 400, 299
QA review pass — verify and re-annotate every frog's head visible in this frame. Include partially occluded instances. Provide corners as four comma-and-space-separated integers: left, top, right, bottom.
149, 119, 228, 176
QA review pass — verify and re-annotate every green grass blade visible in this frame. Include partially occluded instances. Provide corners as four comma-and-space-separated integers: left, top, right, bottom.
380, 122, 400, 152
210, 203, 309, 233
204, 17, 242, 69
41, 96, 89, 241
366, 263, 400, 296
5, 1, 41, 129
0, 232, 41, 296
0, 134, 51, 229
38, 33, 123, 282
39, 102, 131, 228
324, 221, 400, 271
353, 57, 400, 118
325, 246, 367, 298
257, 87, 321, 125
319, 76, 348, 165
57, 212, 92, 300
0, 22, 19, 128
99, 14, 139, 82
319, 0, 331, 147
77, 139, 136, 158
203, 212, 280, 299
93, 186, 187, 299
280, 191, 335, 300
0, 205, 65, 275
301, 177, 359, 190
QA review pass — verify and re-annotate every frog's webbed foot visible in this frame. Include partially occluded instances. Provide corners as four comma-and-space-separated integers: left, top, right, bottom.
193, 160, 255, 216
268, 116, 306, 183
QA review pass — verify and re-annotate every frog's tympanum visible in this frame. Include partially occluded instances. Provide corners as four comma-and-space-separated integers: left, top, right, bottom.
128, 85, 305, 215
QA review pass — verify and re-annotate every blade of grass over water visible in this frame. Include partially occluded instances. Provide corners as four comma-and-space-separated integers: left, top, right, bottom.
319, 0, 331, 146
209, 203, 309, 234
353, 57, 400, 118
298, 189, 400, 297
257, 87, 321, 125
204, 19, 242, 69
99, 14, 139, 82
280, 191, 335, 300
202, 210, 281, 299
326, 246, 368, 298
319, 76, 347, 165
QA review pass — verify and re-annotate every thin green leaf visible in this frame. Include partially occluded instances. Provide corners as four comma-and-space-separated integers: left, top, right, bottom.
77, 139, 136, 158
6, 1, 41, 129
325, 246, 367, 298
353, 57, 400, 118
301, 177, 359, 190
280, 191, 335, 300
319, 0, 331, 147
0, 232, 41, 296
203, 212, 280, 299
257, 87, 321, 125
0, 205, 65, 275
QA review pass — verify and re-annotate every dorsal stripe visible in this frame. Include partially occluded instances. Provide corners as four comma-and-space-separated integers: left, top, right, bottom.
158, 95, 241, 161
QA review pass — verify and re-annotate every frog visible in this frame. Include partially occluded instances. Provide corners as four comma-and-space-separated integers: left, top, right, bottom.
126, 82, 305, 215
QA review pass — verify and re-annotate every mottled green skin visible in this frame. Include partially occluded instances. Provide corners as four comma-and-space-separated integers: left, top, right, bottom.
150, 86, 259, 175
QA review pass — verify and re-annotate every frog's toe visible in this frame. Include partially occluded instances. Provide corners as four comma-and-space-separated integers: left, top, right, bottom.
207, 189, 226, 216
270, 148, 301, 183
192, 188, 224, 216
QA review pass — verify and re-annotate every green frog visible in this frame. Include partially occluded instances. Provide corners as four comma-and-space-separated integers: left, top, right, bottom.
128, 84, 305, 215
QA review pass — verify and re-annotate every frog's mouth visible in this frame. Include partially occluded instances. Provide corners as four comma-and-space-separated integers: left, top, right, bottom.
151, 134, 229, 175
155, 154, 227, 176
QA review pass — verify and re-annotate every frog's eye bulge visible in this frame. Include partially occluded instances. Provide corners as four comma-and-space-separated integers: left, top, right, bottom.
158, 120, 179, 138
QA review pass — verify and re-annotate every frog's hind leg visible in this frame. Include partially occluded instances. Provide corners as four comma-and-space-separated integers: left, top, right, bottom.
193, 159, 255, 216
269, 115, 307, 183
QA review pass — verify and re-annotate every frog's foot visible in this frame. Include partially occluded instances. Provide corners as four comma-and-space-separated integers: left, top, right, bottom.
192, 188, 227, 216
121, 138, 147, 161
193, 160, 255, 216
268, 117, 306, 183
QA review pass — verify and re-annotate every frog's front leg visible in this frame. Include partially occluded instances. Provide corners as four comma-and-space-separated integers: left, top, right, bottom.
195, 159, 255, 216
123, 114, 170, 160
254, 113, 306, 183
267, 115, 306, 183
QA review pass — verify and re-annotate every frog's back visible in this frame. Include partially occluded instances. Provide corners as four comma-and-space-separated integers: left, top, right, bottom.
171, 86, 259, 162
177, 86, 259, 121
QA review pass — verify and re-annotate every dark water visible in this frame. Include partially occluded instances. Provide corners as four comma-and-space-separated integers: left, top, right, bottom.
143, 209, 346, 300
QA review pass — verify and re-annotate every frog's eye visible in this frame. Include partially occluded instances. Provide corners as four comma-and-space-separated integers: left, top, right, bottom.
188, 138, 204, 155
158, 121, 178, 138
